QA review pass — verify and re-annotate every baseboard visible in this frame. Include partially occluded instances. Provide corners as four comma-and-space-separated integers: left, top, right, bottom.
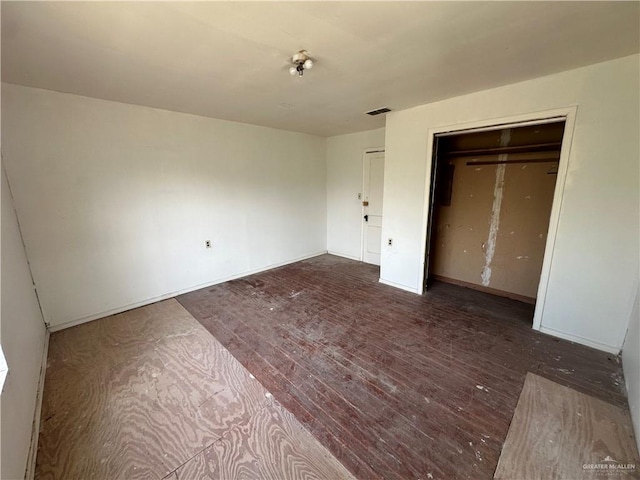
25, 330, 50, 480
539, 325, 620, 355
49, 251, 328, 332
430, 274, 536, 304
378, 278, 421, 294
327, 251, 361, 261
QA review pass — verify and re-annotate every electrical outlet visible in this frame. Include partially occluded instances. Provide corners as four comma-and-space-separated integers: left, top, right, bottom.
205, 240, 211, 248
388, 238, 393, 246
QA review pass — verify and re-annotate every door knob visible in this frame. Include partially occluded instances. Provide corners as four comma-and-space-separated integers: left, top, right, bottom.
364, 215, 369, 222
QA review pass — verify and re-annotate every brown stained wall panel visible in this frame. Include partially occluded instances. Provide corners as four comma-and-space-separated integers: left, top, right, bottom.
430, 157, 557, 299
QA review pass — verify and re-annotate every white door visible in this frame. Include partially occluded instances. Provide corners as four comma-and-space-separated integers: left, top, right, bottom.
362, 151, 385, 265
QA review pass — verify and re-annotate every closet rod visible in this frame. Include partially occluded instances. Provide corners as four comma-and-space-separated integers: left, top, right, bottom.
447, 142, 561, 157
466, 158, 559, 166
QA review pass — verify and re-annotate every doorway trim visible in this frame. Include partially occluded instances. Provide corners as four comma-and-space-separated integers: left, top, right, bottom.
360, 147, 385, 262
417, 106, 578, 332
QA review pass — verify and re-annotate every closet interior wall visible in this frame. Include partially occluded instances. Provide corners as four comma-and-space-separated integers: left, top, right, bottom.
428, 122, 565, 304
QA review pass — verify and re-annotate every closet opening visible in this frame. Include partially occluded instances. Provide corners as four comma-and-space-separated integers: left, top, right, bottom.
424, 120, 566, 324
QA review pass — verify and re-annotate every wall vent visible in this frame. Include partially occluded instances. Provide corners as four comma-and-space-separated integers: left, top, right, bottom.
366, 107, 391, 116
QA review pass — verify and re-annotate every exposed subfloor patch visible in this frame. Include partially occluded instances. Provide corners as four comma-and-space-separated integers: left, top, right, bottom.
495, 373, 639, 480
35, 298, 354, 480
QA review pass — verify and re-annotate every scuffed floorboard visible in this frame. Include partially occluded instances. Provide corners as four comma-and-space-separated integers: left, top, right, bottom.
177, 254, 631, 480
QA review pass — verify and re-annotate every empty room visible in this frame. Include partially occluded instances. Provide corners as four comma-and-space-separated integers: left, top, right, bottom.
1, 2, 639, 480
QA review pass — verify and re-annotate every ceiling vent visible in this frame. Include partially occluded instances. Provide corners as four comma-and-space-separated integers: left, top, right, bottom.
366, 107, 391, 116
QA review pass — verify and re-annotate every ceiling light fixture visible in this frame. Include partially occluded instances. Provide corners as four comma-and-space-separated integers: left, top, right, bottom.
289, 50, 314, 77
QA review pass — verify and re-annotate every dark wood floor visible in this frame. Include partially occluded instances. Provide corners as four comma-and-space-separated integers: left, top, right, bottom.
177, 254, 628, 480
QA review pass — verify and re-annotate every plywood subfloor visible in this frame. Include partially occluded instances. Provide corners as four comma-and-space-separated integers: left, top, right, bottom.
35, 299, 354, 480
177, 254, 630, 480
495, 373, 639, 480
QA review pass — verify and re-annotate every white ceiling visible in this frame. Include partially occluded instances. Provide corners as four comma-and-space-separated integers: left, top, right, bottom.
2, 2, 639, 137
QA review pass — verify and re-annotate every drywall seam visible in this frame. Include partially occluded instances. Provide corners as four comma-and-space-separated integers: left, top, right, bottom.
480, 163, 506, 286
48, 250, 328, 332
539, 325, 620, 354
481, 129, 510, 286
24, 331, 50, 480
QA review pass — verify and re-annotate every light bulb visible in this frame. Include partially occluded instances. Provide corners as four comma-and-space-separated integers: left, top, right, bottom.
303, 59, 313, 70
289, 66, 297, 76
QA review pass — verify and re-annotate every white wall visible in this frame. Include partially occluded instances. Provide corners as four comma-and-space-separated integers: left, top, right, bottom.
381, 54, 639, 353
1, 164, 48, 479
622, 285, 640, 453
326, 128, 385, 260
1, 84, 327, 329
